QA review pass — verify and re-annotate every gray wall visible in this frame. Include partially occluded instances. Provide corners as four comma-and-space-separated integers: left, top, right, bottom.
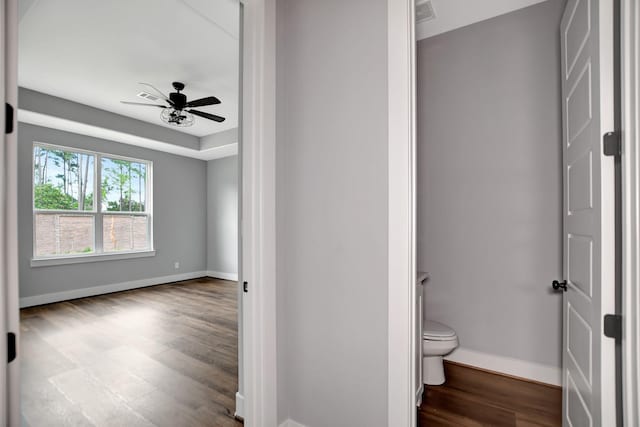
19, 88, 200, 150
207, 155, 238, 275
18, 123, 207, 298
417, 0, 565, 368
276, 0, 389, 425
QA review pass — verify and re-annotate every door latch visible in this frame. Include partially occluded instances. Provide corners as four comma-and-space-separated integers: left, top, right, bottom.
243, 281, 248, 293
552, 280, 568, 292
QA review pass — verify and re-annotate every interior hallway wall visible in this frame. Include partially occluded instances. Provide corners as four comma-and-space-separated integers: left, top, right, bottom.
206, 155, 238, 277
417, 0, 566, 374
276, 0, 389, 425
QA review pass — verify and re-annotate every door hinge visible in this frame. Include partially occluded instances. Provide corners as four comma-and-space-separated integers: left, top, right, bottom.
7, 332, 16, 363
243, 281, 248, 293
603, 131, 621, 156
5, 103, 14, 134
604, 314, 622, 340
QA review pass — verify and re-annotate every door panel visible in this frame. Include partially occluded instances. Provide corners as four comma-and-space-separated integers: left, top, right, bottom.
567, 302, 592, 386
567, 151, 593, 214
565, 0, 590, 77
560, 0, 616, 425
567, 234, 593, 297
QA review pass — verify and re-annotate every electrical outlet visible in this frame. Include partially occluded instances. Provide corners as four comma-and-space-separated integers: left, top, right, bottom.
174, 261, 180, 269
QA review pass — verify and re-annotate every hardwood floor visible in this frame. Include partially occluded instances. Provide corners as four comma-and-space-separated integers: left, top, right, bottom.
418, 362, 562, 427
22, 280, 562, 426
20, 277, 243, 427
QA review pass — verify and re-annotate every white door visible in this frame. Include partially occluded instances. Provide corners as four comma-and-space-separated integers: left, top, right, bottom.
560, 0, 617, 425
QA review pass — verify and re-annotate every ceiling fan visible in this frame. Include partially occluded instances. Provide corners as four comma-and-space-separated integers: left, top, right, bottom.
121, 81, 225, 127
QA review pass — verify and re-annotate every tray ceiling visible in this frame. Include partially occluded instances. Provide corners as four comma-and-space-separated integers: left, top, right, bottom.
18, 0, 240, 138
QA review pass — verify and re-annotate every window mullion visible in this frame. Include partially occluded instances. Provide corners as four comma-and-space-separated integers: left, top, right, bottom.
95, 155, 103, 254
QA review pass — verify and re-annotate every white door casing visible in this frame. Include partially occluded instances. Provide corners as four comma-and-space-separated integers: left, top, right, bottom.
2, 0, 19, 424
621, 0, 640, 425
388, 0, 417, 425
560, 0, 616, 425
240, 0, 278, 426
235, 2, 245, 419
0, 0, 8, 418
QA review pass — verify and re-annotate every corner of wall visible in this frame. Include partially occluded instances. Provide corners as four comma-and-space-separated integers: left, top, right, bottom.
206, 271, 238, 281
278, 419, 308, 427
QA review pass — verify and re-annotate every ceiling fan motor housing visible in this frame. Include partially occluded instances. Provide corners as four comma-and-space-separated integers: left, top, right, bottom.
170, 81, 187, 109
169, 92, 187, 110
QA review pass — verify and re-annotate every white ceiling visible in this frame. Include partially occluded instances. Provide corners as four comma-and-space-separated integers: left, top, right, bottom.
416, 0, 549, 40
18, 0, 240, 138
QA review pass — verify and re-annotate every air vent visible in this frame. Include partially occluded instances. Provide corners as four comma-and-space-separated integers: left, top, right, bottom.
137, 92, 161, 102
416, 0, 436, 23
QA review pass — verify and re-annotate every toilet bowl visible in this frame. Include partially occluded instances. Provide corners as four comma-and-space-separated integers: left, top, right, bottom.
423, 320, 458, 385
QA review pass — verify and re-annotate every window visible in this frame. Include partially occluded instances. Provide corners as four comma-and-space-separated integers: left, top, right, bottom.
33, 143, 153, 260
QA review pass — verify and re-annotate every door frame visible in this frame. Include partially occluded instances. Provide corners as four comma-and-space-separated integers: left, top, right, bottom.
387, 0, 417, 426
621, 0, 640, 424
0, 0, 7, 417
3, 0, 19, 424
239, 0, 278, 425
0, 0, 278, 423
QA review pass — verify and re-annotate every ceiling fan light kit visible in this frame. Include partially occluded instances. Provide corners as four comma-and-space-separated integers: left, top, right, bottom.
160, 107, 195, 127
121, 81, 225, 127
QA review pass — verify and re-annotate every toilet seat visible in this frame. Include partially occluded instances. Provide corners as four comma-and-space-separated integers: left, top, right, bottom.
423, 320, 456, 341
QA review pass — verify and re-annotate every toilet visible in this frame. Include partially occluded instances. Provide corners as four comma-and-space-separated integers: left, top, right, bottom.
422, 320, 458, 385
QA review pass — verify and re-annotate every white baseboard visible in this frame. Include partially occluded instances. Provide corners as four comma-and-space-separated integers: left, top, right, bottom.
19, 271, 208, 308
445, 346, 561, 386
206, 270, 238, 281
234, 392, 244, 419
278, 420, 307, 427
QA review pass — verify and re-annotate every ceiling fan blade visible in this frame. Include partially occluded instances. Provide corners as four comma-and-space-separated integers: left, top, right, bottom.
185, 96, 221, 108
138, 82, 172, 103
188, 109, 226, 122
121, 101, 166, 108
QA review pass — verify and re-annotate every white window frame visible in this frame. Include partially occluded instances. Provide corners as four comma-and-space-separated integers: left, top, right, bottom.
31, 142, 154, 266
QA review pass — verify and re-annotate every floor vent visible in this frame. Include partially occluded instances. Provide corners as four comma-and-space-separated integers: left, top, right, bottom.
416, 0, 436, 23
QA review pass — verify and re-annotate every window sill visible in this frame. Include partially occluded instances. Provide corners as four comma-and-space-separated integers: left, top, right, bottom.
31, 250, 156, 268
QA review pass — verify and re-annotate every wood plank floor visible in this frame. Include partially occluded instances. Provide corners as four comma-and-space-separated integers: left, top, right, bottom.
20, 277, 243, 427
418, 362, 562, 427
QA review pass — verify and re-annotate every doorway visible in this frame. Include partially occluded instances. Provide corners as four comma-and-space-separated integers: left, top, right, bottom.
413, 1, 633, 426
15, 1, 243, 425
